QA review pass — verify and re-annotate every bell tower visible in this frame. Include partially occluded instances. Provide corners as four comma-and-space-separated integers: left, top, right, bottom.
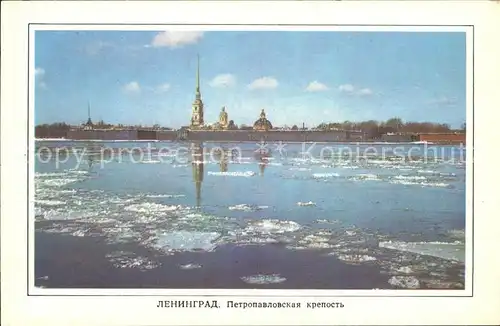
190, 54, 204, 128
84, 101, 94, 131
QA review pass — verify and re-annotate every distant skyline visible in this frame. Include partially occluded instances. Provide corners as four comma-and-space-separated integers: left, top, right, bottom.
34, 30, 466, 128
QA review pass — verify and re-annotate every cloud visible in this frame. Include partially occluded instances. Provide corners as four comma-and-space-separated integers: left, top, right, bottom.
338, 84, 373, 96
357, 88, 373, 96
35, 67, 45, 77
209, 74, 236, 88
85, 41, 114, 56
248, 77, 278, 90
151, 31, 204, 48
306, 81, 329, 92
124, 81, 141, 93
338, 84, 355, 93
156, 83, 171, 93
35, 67, 47, 89
428, 96, 457, 106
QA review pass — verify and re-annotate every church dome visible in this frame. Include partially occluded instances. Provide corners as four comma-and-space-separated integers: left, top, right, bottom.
83, 117, 94, 130
219, 107, 228, 122
253, 109, 273, 131
219, 106, 228, 119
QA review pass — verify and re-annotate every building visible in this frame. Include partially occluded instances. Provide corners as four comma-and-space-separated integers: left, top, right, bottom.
219, 106, 229, 129
346, 130, 365, 141
83, 102, 94, 131
417, 132, 465, 144
381, 133, 417, 142
253, 109, 273, 131
227, 120, 237, 130
190, 55, 204, 129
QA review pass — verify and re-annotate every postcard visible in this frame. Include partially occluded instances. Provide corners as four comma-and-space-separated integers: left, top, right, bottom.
1, 1, 499, 325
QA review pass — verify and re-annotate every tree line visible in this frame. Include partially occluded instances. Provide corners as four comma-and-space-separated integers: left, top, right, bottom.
35, 117, 465, 138
34, 121, 174, 138
315, 118, 465, 138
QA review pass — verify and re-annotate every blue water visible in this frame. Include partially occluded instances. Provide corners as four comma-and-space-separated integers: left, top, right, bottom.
34, 141, 466, 288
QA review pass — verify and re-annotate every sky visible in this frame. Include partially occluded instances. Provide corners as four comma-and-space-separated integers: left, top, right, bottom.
34, 30, 466, 128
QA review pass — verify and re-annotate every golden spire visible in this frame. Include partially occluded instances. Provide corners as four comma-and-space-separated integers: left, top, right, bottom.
191, 142, 204, 207
195, 54, 201, 100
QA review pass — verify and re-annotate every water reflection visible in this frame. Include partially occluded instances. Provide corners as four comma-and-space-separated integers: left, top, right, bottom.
255, 151, 270, 176
213, 147, 231, 173
83, 142, 101, 172
75, 141, 272, 207
190, 142, 204, 208
219, 151, 229, 172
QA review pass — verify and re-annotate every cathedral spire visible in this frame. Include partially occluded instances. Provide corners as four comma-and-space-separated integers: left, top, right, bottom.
86, 100, 93, 125
195, 54, 201, 99
87, 101, 91, 121
191, 54, 204, 128
84, 100, 94, 130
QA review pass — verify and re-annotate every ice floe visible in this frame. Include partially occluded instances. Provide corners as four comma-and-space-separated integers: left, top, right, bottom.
140, 160, 162, 164
104, 227, 143, 244
105, 251, 161, 271
335, 254, 377, 264
297, 201, 316, 207
229, 204, 266, 212
388, 276, 420, 289
35, 199, 66, 206
208, 171, 256, 177
312, 173, 340, 178
421, 279, 464, 289
154, 231, 221, 252
36, 172, 71, 178
396, 266, 414, 274
145, 194, 185, 198
417, 170, 437, 175
124, 203, 185, 214
393, 175, 426, 181
353, 173, 379, 181
241, 274, 287, 284
39, 178, 81, 187
315, 219, 341, 225
447, 229, 465, 240
289, 167, 312, 171
179, 263, 203, 270
379, 241, 465, 262
244, 219, 301, 234
389, 180, 450, 188
108, 197, 137, 205
38, 209, 98, 221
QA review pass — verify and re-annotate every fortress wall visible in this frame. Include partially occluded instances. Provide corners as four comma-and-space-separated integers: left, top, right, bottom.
156, 131, 177, 141
188, 131, 253, 142
347, 132, 365, 141
56, 129, 360, 142
418, 133, 466, 144
381, 134, 416, 142
66, 130, 94, 140
66, 130, 138, 140
186, 130, 349, 142
102, 130, 138, 140
137, 130, 157, 140
35, 129, 67, 139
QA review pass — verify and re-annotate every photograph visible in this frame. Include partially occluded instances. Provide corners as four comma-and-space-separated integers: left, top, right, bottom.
33, 28, 467, 290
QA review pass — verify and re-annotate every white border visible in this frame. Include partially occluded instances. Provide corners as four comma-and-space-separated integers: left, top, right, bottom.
28, 23, 473, 298
3, 1, 500, 325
